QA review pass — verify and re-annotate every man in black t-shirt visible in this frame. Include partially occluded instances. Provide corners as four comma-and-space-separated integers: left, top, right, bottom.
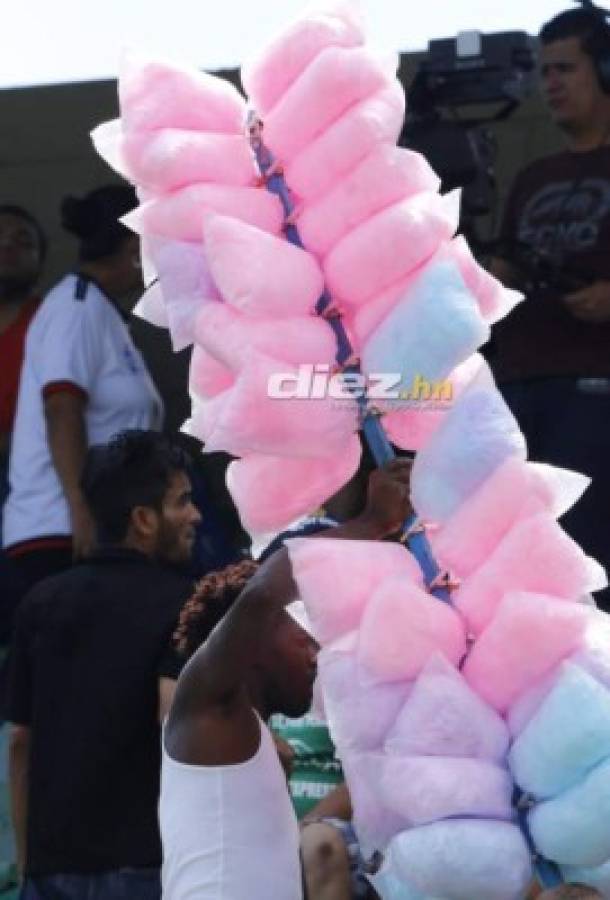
490, 7, 610, 608
7, 430, 200, 900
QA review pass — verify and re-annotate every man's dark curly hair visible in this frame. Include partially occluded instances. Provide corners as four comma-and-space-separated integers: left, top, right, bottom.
171, 559, 259, 664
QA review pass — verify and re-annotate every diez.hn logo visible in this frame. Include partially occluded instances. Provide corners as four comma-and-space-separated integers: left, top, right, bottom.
267, 364, 453, 404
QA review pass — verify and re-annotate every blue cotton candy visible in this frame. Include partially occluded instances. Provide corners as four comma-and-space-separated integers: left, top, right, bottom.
562, 861, 610, 897
411, 387, 526, 523
367, 862, 429, 899
510, 663, 610, 799
360, 260, 489, 408
387, 820, 532, 900
529, 756, 610, 866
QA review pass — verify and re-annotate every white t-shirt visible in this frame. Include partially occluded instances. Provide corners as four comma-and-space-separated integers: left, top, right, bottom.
3, 274, 163, 548
160, 714, 303, 900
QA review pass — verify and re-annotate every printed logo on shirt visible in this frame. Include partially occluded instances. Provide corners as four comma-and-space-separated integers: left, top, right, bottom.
518, 177, 610, 257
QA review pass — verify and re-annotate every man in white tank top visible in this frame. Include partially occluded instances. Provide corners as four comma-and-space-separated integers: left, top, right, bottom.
160, 460, 413, 900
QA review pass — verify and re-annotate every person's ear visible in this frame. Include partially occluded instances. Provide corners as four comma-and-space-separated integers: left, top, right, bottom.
130, 505, 159, 540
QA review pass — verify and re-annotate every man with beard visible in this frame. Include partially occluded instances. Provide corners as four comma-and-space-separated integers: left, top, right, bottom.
0, 206, 45, 536
7, 429, 200, 900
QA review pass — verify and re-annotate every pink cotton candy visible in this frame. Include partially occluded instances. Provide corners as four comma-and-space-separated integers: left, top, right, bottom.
264, 45, 393, 163
317, 636, 412, 751
358, 576, 467, 682
298, 146, 440, 257
455, 513, 608, 636
123, 185, 283, 243
350, 276, 411, 348
226, 437, 362, 536
385, 654, 510, 762
189, 351, 358, 459
380, 755, 514, 826
287, 538, 422, 644
411, 387, 527, 523
242, 4, 364, 115
118, 52, 246, 133
194, 302, 336, 372
462, 591, 588, 712
284, 82, 406, 201
324, 191, 459, 307
189, 345, 235, 400
383, 354, 489, 453
440, 235, 523, 325
202, 213, 324, 317
119, 129, 256, 193
431, 458, 590, 580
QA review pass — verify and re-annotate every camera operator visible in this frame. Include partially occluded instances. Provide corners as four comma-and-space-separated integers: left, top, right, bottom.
490, 5, 610, 609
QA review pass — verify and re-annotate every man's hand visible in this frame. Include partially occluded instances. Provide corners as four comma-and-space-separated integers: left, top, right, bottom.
564, 280, 610, 323
359, 458, 414, 538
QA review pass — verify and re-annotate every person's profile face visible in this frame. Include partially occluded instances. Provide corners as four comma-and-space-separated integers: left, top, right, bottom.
0, 212, 42, 296
154, 470, 201, 564
266, 612, 319, 718
539, 37, 606, 130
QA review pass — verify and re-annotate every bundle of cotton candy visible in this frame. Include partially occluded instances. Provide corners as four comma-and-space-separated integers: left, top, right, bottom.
410, 384, 527, 523
286, 538, 537, 899
93, 6, 610, 894
453, 513, 606, 636
430, 456, 590, 579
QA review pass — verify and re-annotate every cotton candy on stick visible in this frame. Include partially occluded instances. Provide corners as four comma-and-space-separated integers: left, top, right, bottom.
357, 575, 467, 683
317, 633, 412, 751
118, 51, 247, 133
384, 654, 510, 762
93, 123, 258, 193
194, 302, 336, 373
462, 591, 588, 713
431, 457, 590, 579
410, 386, 526, 523
122, 184, 283, 243
529, 757, 610, 867
382, 354, 492, 454
226, 436, 362, 537
360, 260, 489, 408
189, 346, 234, 400
341, 751, 410, 856
242, 2, 364, 115
286, 537, 422, 644
262, 45, 395, 164
297, 145, 441, 257
380, 755, 514, 826
387, 820, 533, 900
455, 513, 607, 635
284, 82, 406, 201
509, 662, 610, 799
141, 237, 221, 350
188, 351, 359, 460
324, 190, 460, 308
201, 213, 324, 317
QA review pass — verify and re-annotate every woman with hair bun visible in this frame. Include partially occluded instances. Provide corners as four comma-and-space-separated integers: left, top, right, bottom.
2, 184, 162, 607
